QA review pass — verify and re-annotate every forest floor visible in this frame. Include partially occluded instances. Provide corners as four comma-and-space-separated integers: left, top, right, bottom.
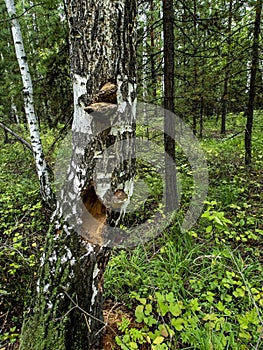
0, 112, 262, 349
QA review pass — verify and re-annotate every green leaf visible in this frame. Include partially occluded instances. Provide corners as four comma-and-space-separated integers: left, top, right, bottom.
189, 298, 200, 312
233, 287, 245, 298
135, 305, 144, 323
223, 294, 232, 302
216, 301, 225, 312
206, 225, 213, 233
155, 292, 165, 303
129, 342, 138, 349
144, 303, 152, 315
239, 331, 252, 340
158, 302, 169, 316
153, 336, 164, 345
158, 324, 169, 338
146, 315, 157, 326
205, 291, 215, 303
165, 292, 174, 303
171, 317, 184, 331
203, 313, 218, 322
214, 215, 224, 226
138, 298, 147, 305
169, 302, 183, 317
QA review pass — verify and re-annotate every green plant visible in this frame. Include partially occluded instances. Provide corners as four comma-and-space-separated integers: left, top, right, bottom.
109, 241, 263, 349
117, 280, 263, 350
0, 140, 50, 346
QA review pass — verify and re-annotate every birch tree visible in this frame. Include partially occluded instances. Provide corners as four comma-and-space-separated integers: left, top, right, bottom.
19, 0, 137, 349
4, 0, 53, 206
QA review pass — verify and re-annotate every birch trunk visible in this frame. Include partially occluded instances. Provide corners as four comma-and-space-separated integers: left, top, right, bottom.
19, 0, 137, 349
5, 0, 54, 206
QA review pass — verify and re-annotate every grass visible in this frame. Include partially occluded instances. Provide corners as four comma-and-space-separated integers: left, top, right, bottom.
104, 111, 263, 349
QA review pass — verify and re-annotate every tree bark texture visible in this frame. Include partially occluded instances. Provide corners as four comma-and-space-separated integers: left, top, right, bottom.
19, 0, 137, 349
163, 0, 178, 212
5, 0, 54, 207
245, 0, 262, 165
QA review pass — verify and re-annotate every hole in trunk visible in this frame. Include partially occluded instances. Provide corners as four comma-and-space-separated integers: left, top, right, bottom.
81, 184, 107, 245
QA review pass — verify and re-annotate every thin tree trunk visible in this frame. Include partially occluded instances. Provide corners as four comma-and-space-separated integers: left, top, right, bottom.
245, 0, 262, 165
5, 0, 54, 207
199, 97, 204, 138
4, 129, 9, 144
150, 0, 157, 99
221, 0, 233, 135
19, 0, 137, 349
192, 0, 198, 136
163, 0, 178, 212
11, 100, 20, 126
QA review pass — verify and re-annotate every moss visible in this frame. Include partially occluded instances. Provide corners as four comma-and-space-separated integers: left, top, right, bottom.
20, 315, 67, 350
19, 226, 69, 350
19, 223, 108, 350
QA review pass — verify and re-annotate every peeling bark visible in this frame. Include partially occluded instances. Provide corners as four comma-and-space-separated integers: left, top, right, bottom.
19, 0, 137, 349
59, 0, 137, 244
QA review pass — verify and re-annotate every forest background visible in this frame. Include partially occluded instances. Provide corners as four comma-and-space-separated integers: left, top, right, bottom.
0, 0, 263, 349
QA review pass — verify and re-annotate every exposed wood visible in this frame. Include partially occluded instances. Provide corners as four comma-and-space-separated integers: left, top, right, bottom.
94, 83, 118, 104
81, 185, 107, 246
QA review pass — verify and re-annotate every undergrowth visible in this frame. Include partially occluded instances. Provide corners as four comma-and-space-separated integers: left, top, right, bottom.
104, 111, 263, 349
0, 112, 262, 349
0, 126, 53, 348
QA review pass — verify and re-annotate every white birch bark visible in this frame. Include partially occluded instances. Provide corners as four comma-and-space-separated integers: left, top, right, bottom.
19, 0, 137, 348
5, 0, 53, 206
